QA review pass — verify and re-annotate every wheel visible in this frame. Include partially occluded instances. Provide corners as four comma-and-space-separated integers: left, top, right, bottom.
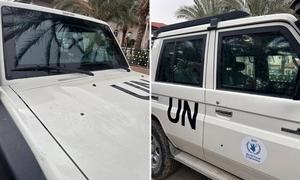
152, 120, 179, 179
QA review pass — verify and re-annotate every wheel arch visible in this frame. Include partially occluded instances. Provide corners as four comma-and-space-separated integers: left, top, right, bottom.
151, 114, 177, 150
151, 114, 167, 135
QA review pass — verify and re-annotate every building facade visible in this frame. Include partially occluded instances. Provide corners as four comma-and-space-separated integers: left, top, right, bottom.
108, 20, 149, 49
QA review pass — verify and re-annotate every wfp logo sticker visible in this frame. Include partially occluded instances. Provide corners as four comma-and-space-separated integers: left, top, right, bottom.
241, 137, 267, 164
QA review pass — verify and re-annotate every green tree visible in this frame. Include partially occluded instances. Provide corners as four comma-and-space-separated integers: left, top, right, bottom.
229, 0, 293, 16
111, 0, 138, 47
175, 0, 238, 20
175, 0, 293, 20
54, 0, 139, 47
54, 0, 92, 16
54, 0, 122, 21
134, 0, 149, 49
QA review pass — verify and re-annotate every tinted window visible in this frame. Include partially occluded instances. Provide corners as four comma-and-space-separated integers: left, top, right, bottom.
2, 6, 128, 80
218, 28, 300, 98
156, 36, 206, 86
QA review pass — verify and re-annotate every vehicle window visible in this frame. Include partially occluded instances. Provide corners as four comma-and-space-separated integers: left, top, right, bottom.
156, 42, 176, 83
2, 6, 128, 80
218, 29, 300, 98
156, 36, 206, 86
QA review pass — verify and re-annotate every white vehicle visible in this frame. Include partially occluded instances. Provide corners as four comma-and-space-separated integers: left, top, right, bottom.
0, 1, 149, 180
151, 10, 300, 180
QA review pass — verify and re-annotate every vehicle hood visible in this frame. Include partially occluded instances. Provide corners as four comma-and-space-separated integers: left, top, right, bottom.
10, 70, 149, 180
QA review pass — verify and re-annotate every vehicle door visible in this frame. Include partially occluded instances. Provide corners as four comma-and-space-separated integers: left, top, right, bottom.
152, 32, 209, 159
204, 22, 300, 180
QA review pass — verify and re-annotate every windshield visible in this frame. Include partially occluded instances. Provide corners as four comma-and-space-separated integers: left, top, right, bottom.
2, 6, 128, 80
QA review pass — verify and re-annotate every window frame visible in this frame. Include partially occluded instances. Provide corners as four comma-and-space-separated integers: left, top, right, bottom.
155, 34, 207, 87
216, 25, 300, 99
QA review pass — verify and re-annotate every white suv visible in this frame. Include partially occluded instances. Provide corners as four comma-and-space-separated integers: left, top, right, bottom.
0, 1, 149, 179
151, 10, 300, 180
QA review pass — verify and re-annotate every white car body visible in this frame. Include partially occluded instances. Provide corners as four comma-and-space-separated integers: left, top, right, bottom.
0, 1, 149, 180
152, 12, 300, 180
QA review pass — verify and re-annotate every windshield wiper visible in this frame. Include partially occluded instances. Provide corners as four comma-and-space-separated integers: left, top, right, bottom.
81, 62, 131, 72
11, 65, 94, 76
114, 65, 131, 72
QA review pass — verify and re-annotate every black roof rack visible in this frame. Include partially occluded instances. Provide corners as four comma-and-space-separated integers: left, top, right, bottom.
154, 11, 250, 38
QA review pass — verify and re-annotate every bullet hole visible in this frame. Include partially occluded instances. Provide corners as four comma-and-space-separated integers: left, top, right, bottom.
92, 84, 97, 87
80, 113, 85, 116
141, 75, 144, 77
220, 144, 223, 147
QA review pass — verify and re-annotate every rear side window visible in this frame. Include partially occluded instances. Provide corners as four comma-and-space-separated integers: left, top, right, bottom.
156, 36, 206, 86
217, 27, 300, 98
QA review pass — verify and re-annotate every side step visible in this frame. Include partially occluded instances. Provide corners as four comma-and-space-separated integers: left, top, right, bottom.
173, 152, 241, 180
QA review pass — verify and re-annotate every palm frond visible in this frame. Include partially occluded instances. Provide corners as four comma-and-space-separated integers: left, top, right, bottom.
175, 0, 293, 20
16, 24, 54, 64
175, 5, 205, 20
54, 0, 92, 16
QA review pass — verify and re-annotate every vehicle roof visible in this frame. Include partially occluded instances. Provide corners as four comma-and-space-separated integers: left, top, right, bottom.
156, 13, 298, 39
0, 1, 108, 26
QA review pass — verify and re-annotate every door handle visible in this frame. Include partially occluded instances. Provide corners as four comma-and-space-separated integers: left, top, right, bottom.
215, 109, 233, 117
281, 127, 300, 135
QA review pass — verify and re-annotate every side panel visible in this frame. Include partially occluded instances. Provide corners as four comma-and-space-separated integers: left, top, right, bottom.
152, 85, 205, 158
152, 31, 209, 159
204, 22, 300, 180
0, 101, 46, 180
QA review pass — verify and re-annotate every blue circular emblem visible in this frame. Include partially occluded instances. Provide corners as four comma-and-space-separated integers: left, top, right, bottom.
241, 137, 267, 164
246, 140, 261, 155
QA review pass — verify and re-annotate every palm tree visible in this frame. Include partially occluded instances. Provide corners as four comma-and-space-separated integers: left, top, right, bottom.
54, 0, 92, 16
110, 0, 138, 47
175, 0, 293, 20
54, 0, 123, 21
54, 0, 139, 47
134, 0, 149, 50
229, 0, 293, 16
175, 0, 239, 20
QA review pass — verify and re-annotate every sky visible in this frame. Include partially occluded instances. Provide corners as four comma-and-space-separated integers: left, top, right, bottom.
151, 0, 194, 25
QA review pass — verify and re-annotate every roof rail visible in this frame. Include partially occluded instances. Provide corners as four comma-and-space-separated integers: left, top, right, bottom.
153, 11, 250, 38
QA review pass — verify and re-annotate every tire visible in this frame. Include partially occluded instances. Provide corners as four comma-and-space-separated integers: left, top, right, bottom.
152, 120, 179, 179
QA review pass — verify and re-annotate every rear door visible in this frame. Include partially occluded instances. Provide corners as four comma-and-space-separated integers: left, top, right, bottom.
152, 32, 208, 159
204, 22, 300, 180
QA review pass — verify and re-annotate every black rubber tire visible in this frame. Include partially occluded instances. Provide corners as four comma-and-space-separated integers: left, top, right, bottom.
152, 120, 180, 179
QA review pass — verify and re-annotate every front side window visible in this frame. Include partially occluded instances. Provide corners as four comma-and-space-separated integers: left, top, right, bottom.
2, 6, 128, 80
218, 27, 300, 98
156, 36, 206, 86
